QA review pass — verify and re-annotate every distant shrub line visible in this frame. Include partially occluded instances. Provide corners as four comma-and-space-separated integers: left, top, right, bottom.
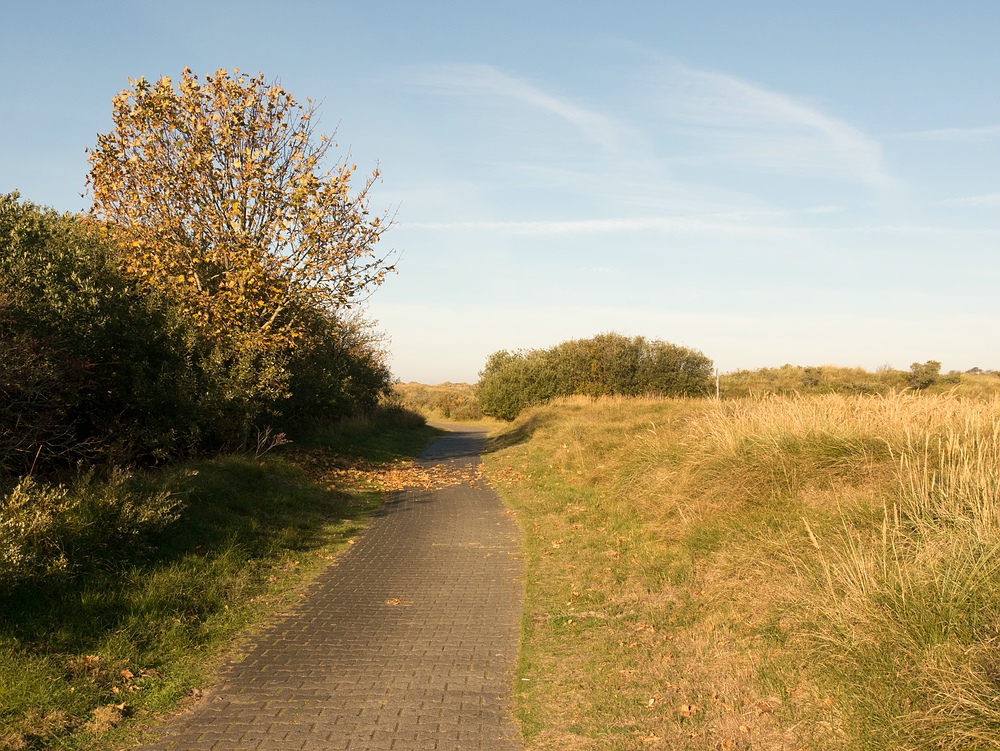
471, 337, 990, 421
719, 360, 975, 398
476, 333, 714, 420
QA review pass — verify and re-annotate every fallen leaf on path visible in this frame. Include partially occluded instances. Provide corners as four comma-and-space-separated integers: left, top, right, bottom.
288, 449, 485, 492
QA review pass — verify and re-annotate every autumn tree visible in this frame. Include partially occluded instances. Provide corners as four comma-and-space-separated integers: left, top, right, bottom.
86, 68, 393, 347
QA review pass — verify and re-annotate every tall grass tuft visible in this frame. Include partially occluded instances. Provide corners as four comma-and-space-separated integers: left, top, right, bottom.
794, 400, 1000, 749
672, 393, 1000, 748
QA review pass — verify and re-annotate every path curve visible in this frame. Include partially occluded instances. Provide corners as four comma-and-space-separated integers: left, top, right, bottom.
141, 425, 524, 751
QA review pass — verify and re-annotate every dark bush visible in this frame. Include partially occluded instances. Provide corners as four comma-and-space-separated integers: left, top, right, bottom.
908, 360, 942, 390
280, 312, 394, 427
0, 193, 206, 472
477, 333, 713, 420
1, 193, 396, 474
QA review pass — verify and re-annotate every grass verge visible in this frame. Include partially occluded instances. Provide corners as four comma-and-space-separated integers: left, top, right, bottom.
0, 409, 442, 750
482, 393, 1000, 750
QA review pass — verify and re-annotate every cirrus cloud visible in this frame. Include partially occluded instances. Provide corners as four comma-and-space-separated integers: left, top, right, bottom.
652, 65, 893, 191
410, 63, 624, 152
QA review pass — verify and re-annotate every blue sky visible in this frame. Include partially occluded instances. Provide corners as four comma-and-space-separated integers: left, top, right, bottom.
3, 1, 999, 382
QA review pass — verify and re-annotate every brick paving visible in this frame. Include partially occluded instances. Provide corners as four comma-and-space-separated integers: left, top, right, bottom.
141, 425, 524, 750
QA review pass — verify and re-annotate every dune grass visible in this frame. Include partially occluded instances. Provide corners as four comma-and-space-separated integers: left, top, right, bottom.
392, 381, 488, 423
0, 410, 440, 750
482, 392, 1000, 750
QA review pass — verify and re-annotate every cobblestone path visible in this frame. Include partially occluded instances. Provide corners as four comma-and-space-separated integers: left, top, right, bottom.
141, 425, 524, 750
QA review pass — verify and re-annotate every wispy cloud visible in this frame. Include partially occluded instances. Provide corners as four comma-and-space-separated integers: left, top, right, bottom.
402, 216, 1000, 243
942, 192, 1000, 207
801, 205, 846, 214
652, 65, 893, 190
898, 125, 1000, 141
405, 215, 795, 238
411, 64, 623, 152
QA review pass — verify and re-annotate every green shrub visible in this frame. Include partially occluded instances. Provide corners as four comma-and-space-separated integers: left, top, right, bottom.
0, 470, 181, 590
434, 392, 482, 421
0, 193, 205, 471
908, 359, 942, 390
476, 349, 560, 421
0, 192, 397, 472
720, 364, 909, 398
476, 333, 713, 420
391, 382, 483, 421
281, 312, 394, 428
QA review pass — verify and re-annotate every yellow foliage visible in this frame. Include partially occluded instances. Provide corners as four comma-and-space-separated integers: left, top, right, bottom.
86, 67, 394, 349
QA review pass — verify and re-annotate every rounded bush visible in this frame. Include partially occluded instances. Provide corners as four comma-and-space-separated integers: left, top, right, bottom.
476, 333, 713, 420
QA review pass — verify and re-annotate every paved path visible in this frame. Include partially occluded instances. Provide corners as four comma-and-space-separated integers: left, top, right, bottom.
142, 426, 524, 751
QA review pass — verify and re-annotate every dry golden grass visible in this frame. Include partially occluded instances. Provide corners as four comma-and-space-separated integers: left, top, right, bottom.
393, 381, 487, 422
483, 391, 1000, 750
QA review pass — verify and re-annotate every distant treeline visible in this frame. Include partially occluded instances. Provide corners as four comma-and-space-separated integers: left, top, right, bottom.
468, 334, 999, 422
1, 194, 392, 476
476, 333, 714, 420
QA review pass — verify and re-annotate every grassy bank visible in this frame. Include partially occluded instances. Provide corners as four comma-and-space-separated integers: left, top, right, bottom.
482, 392, 1000, 750
0, 409, 441, 750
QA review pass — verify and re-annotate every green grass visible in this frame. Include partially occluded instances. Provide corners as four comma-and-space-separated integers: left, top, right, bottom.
293, 403, 441, 457
0, 411, 441, 750
486, 410, 711, 750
